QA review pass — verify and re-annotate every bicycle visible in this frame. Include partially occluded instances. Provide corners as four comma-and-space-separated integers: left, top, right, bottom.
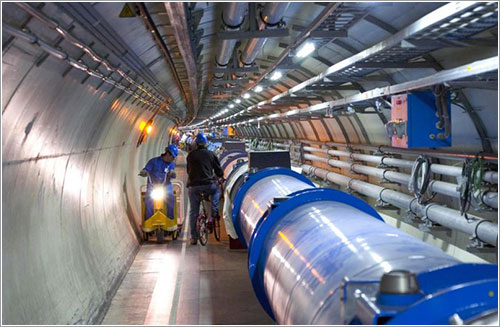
196, 192, 221, 246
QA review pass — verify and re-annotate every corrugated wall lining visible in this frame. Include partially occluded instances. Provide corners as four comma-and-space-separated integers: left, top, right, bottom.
2, 40, 172, 324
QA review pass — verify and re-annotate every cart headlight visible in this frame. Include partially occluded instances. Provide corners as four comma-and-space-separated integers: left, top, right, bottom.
151, 187, 165, 200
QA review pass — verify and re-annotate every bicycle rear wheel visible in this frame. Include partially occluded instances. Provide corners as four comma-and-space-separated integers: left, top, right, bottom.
199, 216, 208, 246
213, 215, 221, 241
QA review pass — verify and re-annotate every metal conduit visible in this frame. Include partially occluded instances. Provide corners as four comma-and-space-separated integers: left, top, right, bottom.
302, 164, 498, 246
214, 3, 247, 78
303, 153, 498, 209
240, 2, 290, 65
323, 140, 499, 163
15, 2, 165, 104
303, 146, 498, 184
1, 22, 165, 113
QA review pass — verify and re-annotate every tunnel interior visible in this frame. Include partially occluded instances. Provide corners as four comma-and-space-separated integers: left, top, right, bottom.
2, 1, 498, 325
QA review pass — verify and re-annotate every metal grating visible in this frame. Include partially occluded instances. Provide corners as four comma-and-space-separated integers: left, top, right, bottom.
311, 2, 498, 86
312, 3, 369, 49
411, 2, 498, 40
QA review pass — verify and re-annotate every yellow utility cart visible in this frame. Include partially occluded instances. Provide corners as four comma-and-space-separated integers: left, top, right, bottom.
140, 183, 180, 243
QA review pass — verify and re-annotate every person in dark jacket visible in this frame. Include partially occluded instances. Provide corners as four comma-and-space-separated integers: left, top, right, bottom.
186, 133, 223, 245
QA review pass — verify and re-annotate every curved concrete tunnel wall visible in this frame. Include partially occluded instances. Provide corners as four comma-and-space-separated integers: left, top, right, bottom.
2, 46, 173, 324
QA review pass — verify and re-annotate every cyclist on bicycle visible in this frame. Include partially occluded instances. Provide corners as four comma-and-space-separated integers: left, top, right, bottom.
187, 133, 223, 245
139, 144, 178, 220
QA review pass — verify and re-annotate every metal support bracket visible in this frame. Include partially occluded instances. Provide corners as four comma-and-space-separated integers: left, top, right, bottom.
416, 203, 452, 236
375, 188, 399, 211
380, 168, 398, 184
377, 155, 397, 169
346, 178, 361, 196
466, 238, 497, 253
299, 143, 305, 164
217, 3, 288, 40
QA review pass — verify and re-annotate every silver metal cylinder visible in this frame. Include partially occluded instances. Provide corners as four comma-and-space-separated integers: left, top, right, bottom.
239, 174, 311, 245
262, 200, 460, 324
241, 2, 289, 65
215, 2, 247, 76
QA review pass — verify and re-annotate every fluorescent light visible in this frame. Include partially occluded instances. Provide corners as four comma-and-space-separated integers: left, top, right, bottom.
296, 42, 315, 58
229, 104, 234, 108
243, 93, 250, 99
235, 99, 241, 104
254, 85, 263, 93
270, 71, 282, 80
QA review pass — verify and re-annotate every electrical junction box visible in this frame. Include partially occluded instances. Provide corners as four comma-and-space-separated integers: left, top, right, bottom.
223, 140, 246, 151
388, 91, 451, 148
249, 151, 291, 171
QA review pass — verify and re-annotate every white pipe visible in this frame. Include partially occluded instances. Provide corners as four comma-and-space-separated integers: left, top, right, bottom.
303, 153, 498, 209
303, 146, 497, 184
302, 164, 498, 246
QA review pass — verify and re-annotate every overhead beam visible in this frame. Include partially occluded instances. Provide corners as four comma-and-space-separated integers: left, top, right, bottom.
213, 66, 259, 74
211, 79, 247, 85
355, 62, 435, 69
310, 30, 348, 38
292, 24, 348, 38
217, 29, 289, 40
164, 2, 200, 119
137, 3, 189, 111
305, 84, 360, 91
363, 14, 398, 34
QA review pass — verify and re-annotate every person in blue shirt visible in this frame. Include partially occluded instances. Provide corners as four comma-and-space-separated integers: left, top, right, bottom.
139, 144, 178, 220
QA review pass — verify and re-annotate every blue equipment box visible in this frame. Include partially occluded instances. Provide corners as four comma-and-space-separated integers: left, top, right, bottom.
388, 91, 451, 148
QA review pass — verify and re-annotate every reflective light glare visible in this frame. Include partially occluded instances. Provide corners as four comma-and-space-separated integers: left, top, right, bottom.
151, 187, 165, 200
229, 104, 235, 108
270, 71, 282, 80
243, 93, 251, 99
146, 125, 152, 134
139, 121, 146, 131
235, 99, 241, 103
296, 42, 315, 58
254, 85, 263, 93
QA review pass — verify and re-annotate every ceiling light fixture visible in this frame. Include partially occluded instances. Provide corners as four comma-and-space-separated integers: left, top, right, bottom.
270, 71, 282, 80
254, 85, 263, 93
243, 93, 251, 99
229, 104, 235, 108
296, 42, 315, 58
235, 99, 241, 104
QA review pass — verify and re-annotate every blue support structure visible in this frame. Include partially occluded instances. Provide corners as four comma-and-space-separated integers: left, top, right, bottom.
222, 164, 498, 325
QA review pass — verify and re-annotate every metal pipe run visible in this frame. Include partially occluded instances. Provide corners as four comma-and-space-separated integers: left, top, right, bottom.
303, 146, 498, 184
240, 2, 290, 65
303, 153, 498, 209
1, 22, 166, 114
15, 2, 166, 104
323, 141, 499, 163
302, 164, 498, 246
214, 2, 247, 77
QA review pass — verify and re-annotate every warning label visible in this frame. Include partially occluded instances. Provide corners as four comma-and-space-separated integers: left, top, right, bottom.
119, 3, 136, 18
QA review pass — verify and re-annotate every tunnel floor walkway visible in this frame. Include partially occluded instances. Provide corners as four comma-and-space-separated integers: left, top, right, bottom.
101, 151, 272, 325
